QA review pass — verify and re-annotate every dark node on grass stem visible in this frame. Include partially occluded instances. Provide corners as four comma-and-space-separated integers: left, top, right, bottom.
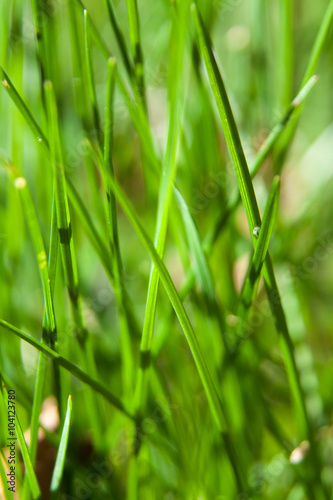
59, 222, 72, 244
281, 108, 293, 127
36, 30, 42, 41
140, 350, 151, 369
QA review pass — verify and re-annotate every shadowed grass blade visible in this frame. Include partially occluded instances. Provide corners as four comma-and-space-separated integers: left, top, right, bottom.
50, 395, 72, 498
126, 0, 146, 109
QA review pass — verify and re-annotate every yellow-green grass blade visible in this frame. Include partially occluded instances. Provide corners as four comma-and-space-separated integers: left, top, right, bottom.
50, 395, 72, 498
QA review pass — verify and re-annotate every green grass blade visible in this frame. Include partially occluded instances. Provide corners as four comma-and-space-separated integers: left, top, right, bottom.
104, 57, 134, 396
84, 9, 101, 136
0, 451, 15, 500
0, 67, 48, 145
50, 395, 72, 497
174, 187, 215, 303
134, 0, 190, 417
89, 143, 246, 492
0, 384, 41, 499
126, 0, 146, 109
192, 4, 325, 494
0, 319, 132, 419
103, 0, 133, 77
237, 176, 280, 326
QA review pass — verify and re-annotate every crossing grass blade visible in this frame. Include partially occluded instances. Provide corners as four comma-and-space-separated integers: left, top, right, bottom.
0, 384, 41, 499
237, 176, 281, 329
0, 319, 132, 419
192, 4, 326, 495
50, 395, 72, 498
88, 142, 246, 493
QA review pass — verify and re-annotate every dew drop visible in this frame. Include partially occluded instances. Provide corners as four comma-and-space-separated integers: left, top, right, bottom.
253, 226, 260, 239
37, 137, 42, 143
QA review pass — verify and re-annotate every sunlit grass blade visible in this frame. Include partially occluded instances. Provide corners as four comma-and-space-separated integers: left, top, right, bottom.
0, 384, 41, 499
50, 395, 72, 498
192, 3, 324, 494
0, 319, 132, 419
88, 143, 246, 492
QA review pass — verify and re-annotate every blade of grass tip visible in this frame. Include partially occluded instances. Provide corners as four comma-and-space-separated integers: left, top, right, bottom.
275, 0, 333, 170
104, 57, 134, 397
0, 451, 15, 500
88, 144, 246, 493
44, 80, 104, 446
236, 176, 280, 335
0, 319, 133, 419
192, 4, 326, 496
133, 0, 190, 420
50, 395, 72, 498
0, 384, 41, 499
0, 67, 142, 340
76, 0, 110, 59
126, 0, 147, 111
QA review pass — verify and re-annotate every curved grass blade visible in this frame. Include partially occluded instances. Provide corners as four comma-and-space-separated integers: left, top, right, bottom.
88, 143, 246, 492
0, 384, 41, 499
0, 319, 132, 419
50, 395, 72, 497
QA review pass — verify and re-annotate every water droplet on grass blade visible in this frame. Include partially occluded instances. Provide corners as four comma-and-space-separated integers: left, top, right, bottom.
253, 226, 260, 239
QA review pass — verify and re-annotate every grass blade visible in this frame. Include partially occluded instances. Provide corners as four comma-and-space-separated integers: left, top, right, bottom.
0, 319, 132, 419
126, 0, 146, 109
192, 4, 325, 495
237, 176, 281, 329
50, 396, 72, 497
0, 384, 41, 499
89, 143, 246, 492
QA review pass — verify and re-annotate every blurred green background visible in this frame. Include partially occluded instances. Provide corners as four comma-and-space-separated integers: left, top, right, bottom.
0, 0, 333, 499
